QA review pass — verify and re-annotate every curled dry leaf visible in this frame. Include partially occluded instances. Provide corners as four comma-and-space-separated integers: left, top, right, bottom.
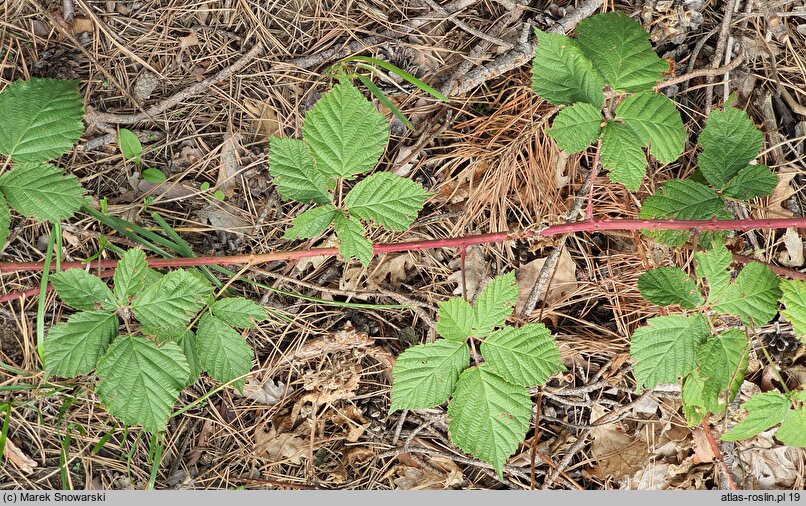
515, 247, 577, 313
446, 246, 487, 298
3, 438, 37, 474
238, 378, 291, 405
242, 99, 281, 138
254, 425, 307, 465
216, 134, 242, 197
777, 228, 804, 267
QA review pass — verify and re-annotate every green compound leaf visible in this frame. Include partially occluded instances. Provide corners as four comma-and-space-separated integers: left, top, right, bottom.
639, 179, 728, 247
776, 408, 806, 447
0, 162, 84, 221
600, 122, 646, 191
267, 137, 330, 204
531, 30, 604, 108
113, 248, 150, 303
96, 335, 189, 433
546, 102, 603, 153
637, 266, 703, 309
44, 311, 118, 377
51, 268, 115, 311
472, 271, 518, 338
284, 205, 337, 240
132, 270, 213, 330
714, 262, 781, 326
196, 313, 254, 392
630, 314, 709, 389
210, 297, 266, 329
722, 392, 790, 441
302, 81, 389, 180
390, 339, 470, 411
0, 78, 84, 162
344, 172, 431, 231
575, 12, 668, 92
118, 128, 143, 163
436, 297, 475, 342
0, 194, 9, 252
333, 212, 373, 266
694, 240, 732, 303
447, 366, 531, 477
696, 329, 748, 413
722, 164, 777, 200
615, 93, 685, 163
697, 104, 763, 189
780, 279, 806, 340
480, 323, 562, 387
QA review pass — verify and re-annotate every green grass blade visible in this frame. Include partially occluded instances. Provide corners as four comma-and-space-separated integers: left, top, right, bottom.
342, 55, 449, 101
356, 74, 414, 130
0, 402, 10, 461
37, 223, 57, 363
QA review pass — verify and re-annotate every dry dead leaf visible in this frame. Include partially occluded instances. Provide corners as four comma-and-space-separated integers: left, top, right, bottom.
447, 246, 487, 298
70, 17, 93, 34
515, 247, 577, 313
329, 405, 369, 442
238, 378, 291, 405
254, 425, 307, 465
295, 235, 339, 272
3, 438, 37, 474
691, 428, 716, 464
197, 202, 252, 235
769, 172, 798, 217
585, 404, 650, 482
243, 99, 281, 137
179, 31, 199, 48
778, 228, 804, 267
216, 134, 242, 197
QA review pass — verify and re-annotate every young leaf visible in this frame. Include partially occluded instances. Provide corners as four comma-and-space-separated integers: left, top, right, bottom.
267, 137, 330, 204
471, 271, 518, 338
714, 262, 781, 325
0, 162, 84, 221
546, 102, 603, 153
132, 270, 212, 330
531, 30, 605, 108
696, 329, 748, 411
776, 408, 806, 447
721, 392, 790, 441
722, 165, 777, 200
637, 267, 703, 308
630, 314, 709, 389
196, 313, 254, 391
344, 172, 431, 231
118, 129, 143, 163
210, 297, 266, 329
697, 105, 763, 189
615, 93, 685, 163
113, 248, 150, 303
480, 323, 562, 387
0, 194, 9, 251
575, 12, 668, 92
96, 335, 190, 433
50, 269, 115, 311
301, 81, 389, 180
284, 205, 337, 240
436, 297, 475, 342
44, 311, 118, 377
0, 78, 84, 162
681, 371, 711, 426
780, 279, 806, 339
694, 240, 732, 303
141, 168, 166, 184
447, 366, 531, 477
390, 340, 470, 411
333, 212, 373, 266
600, 122, 646, 191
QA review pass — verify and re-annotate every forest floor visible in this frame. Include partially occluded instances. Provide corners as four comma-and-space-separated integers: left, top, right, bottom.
1, 0, 806, 490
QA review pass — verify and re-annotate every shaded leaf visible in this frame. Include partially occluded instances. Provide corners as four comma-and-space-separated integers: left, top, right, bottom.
637, 266, 703, 309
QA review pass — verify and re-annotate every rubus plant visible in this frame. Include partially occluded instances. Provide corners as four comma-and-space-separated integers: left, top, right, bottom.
389, 272, 563, 476
268, 78, 431, 265
45, 248, 266, 432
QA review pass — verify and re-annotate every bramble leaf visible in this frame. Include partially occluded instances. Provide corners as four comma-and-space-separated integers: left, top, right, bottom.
600, 122, 646, 191
630, 314, 709, 389
694, 240, 732, 303
696, 329, 748, 412
210, 297, 266, 329
267, 137, 330, 204
0, 162, 84, 221
697, 104, 763, 188
284, 205, 337, 240
0, 78, 84, 162
531, 30, 604, 108
333, 212, 373, 266
436, 297, 475, 342
302, 81, 389, 180
132, 270, 213, 330
480, 323, 562, 387
776, 408, 806, 447
721, 392, 790, 441
637, 266, 703, 309
714, 262, 781, 326
575, 12, 668, 92
447, 366, 531, 477
615, 93, 685, 163
0, 194, 9, 251
390, 339, 470, 411
780, 279, 806, 340
472, 272, 518, 338
723, 165, 777, 200
118, 128, 143, 163
546, 102, 602, 153
153, 327, 201, 386
682, 370, 711, 426
96, 335, 190, 432
344, 172, 431, 231
51, 269, 115, 311
113, 248, 150, 303
44, 311, 118, 377
196, 313, 254, 391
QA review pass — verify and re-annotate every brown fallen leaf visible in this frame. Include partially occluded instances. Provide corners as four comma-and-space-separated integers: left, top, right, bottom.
769, 172, 798, 217
584, 404, 650, 482
515, 247, 577, 313
254, 425, 307, 465
243, 99, 281, 138
238, 378, 291, 405
179, 31, 199, 49
3, 438, 37, 474
447, 246, 487, 298
777, 228, 804, 267
216, 134, 242, 197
